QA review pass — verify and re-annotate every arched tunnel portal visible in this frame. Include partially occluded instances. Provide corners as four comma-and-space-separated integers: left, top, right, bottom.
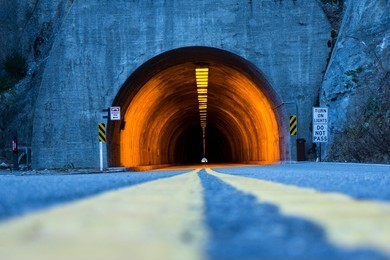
108, 47, 286, 167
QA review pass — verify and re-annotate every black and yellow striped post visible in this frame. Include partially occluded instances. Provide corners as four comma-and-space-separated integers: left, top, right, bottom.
98, 123, 106, 143
289, 115, 297, 136
98, 123, 106, 171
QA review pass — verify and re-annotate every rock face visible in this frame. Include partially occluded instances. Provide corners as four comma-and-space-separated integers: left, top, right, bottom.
321, 0, 389, 162
0, 0, 73, 165
0, 1, 73, 71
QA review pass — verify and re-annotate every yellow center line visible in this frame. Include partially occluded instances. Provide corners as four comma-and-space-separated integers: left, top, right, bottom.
0, 170, 206, 260
206, 168, 390, 255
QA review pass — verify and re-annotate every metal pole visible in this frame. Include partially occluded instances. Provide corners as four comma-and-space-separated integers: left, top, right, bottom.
319, 143, 322, 162
99, 141, 103, 171
25, 147, 28, 167
12, 131, 19, 170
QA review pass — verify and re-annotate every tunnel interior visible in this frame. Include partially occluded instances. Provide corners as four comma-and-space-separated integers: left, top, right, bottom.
173, 123, 233, 164
108, 47, 283, 167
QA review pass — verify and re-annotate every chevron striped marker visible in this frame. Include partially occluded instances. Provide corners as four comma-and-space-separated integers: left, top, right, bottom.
289, 115, 297, 136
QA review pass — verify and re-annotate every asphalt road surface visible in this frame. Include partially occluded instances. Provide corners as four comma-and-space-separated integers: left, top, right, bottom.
0, 162, 389, 260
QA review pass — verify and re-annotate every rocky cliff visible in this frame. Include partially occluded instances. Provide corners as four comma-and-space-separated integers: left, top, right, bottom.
0, 0, 73, 164
322, 0, 389, 163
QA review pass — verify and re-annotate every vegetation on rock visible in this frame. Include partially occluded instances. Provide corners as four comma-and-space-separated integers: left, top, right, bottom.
329, 73, 390, 163
0, 51, 27, 93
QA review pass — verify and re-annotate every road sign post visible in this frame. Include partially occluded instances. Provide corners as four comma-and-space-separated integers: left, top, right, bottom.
12, 131, 19, 171
312, 107, 328, 162
98, 123, 106, 171
99, 142, 103, 171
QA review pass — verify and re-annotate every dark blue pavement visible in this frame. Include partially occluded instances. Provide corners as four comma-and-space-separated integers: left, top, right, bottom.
213, 162, 390, 201
0, 163, 389, 260
199, 169, 387, 260
0, 170, 187, 220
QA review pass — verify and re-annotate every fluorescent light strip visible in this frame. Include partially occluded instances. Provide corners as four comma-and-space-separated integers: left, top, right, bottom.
196, 67, 209, 158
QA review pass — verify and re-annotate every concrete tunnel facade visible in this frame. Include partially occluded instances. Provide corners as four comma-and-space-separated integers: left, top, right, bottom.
109, 47, 282, 167
30, 1, 331, 169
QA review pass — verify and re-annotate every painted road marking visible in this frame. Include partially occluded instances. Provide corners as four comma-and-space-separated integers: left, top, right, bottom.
206, 168, 390, 255
0, 170, 206, 260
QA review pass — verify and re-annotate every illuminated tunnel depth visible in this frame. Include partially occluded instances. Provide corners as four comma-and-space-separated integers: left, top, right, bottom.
108, 47, 283, 167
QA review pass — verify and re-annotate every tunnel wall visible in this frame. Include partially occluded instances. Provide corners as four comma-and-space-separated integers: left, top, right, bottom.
31, 0, 331, 168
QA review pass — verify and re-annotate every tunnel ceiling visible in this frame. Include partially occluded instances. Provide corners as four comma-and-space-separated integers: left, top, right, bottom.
109, 47, 281, 167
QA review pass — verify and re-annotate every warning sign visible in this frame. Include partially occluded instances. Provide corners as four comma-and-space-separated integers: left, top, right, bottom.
313, 107, 328, 124
313, 124, 328, 142
289, 115, 297, 136
98, 123, 106, 143
110, 106, 121, 121
313, 107, 328, 143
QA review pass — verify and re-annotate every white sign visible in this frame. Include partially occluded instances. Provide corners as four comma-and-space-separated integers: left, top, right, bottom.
313, 107, 328, 143
313, 107, 328, 124
110, 106, 121, 121
313, 124, 328, 142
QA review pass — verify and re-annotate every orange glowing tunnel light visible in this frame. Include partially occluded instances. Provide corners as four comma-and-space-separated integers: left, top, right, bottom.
118, 59, 280, 168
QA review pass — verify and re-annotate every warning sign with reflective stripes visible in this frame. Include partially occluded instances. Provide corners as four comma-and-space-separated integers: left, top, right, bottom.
98, 123, 106, 143
289, 115, 297, 136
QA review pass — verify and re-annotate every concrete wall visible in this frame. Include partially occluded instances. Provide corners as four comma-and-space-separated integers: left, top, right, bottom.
31, 0, 331, 168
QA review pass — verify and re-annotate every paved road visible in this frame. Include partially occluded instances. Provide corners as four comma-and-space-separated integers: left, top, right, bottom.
0, 163, 389, 260
0, 170, 186, 220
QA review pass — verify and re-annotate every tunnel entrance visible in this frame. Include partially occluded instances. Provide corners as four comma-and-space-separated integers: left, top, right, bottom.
108, 47, 284, 168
